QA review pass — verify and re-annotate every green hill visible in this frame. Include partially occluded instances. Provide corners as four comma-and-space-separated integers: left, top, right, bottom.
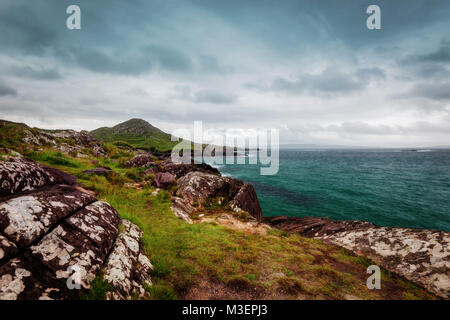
91, 119, 178, 152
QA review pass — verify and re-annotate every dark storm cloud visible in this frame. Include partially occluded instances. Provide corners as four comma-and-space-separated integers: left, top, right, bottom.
0, 83, 17, 97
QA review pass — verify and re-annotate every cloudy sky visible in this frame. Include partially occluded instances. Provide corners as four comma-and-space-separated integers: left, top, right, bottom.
0, 0, 449, 147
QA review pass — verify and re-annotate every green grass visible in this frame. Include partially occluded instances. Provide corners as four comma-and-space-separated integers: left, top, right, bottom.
0, 132, 438, 300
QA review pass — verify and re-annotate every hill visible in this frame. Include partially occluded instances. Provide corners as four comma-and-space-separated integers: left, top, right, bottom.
91, 118, 178, 152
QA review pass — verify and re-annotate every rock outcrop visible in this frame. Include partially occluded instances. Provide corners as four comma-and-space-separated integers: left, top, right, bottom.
265, 216, 450, 299
0, 157, 152, 300
125, 154, 220, 178
175, 172, 262, 221
124, 154, 156, 168
82, 167, 113, 176
19, 126, 107, 158
154, 172, 176, 189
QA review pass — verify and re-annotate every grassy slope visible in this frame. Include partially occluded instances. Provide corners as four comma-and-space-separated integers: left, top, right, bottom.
0, 141, 436, 300
91, 119, 178, 152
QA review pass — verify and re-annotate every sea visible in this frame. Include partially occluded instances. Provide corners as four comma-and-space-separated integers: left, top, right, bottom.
206, 149, 450, 232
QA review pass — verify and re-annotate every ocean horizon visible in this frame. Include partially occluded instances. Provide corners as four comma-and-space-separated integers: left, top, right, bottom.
208, 148, 450, 232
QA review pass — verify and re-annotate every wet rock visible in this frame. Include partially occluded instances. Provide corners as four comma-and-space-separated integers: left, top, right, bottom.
154, 172, 175, 189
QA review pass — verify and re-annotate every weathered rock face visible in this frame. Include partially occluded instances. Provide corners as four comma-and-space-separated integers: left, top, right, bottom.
170, 197, 195, 224
104, 220, 153, 300
159, 159, 220, 178
265, 216, 450, 299
154, 172, 175, 189
0, 157, 152, 300
124, 154, 156, 168
229, 184, 262, 221
175, 172, 262, 221
125, 155, 220, 178
0, 158, 56, 197
263, 216, 374, 238
45, 130, 107, 157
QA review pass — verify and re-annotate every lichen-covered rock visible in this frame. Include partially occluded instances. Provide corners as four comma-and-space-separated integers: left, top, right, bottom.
0, 158, 153, 300
265, 216, 450, 299
124, 154, 156, 168
0, 235, 18, 264
176, 172, 241, 203
176, 171, 262, 221
104, 220, 152, 300
321, 226, 450, 299
0, 158, 56, 197
0, 185, 96, 247
171, 197, 195, 224
44, 130, 107, 157
263, 216, 373, 237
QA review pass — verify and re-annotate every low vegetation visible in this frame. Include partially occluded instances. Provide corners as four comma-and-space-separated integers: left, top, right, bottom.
0, 122, 437, 300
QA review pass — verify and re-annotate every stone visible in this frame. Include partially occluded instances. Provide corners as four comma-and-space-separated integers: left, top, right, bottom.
176, 172, 262, 221
82, 167, 112, 176
104, 220, 152, 299
154, 172, 175, 189
0, 157, 153, 300
0, 157, 56, 197
265, 216, 450, 299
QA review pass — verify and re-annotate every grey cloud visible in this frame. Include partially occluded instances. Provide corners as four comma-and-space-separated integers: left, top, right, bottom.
409, 83, 450, 101
0, 83, 17, 97
171, 86, 238, 104
415, 41, 450, 63
145, 46, 192, 72
9, 66, 63, 80
259, 67, 385, 96
194, 90, 238, 104
55, 47, 153, 75
198, 55, 233, 75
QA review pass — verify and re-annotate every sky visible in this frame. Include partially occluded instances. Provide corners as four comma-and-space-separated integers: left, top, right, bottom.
0, 0, 449, 147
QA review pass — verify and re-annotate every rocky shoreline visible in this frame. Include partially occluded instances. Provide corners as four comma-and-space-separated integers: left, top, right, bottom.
264, 216, 450, 299
0, 123, 448, 300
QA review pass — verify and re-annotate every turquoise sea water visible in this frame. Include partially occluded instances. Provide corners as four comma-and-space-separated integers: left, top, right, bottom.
212, 149, 450, 232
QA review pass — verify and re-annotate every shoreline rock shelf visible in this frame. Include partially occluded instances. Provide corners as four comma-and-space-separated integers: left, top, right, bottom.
264, 216, 450, 299
0, 157, 152, 300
